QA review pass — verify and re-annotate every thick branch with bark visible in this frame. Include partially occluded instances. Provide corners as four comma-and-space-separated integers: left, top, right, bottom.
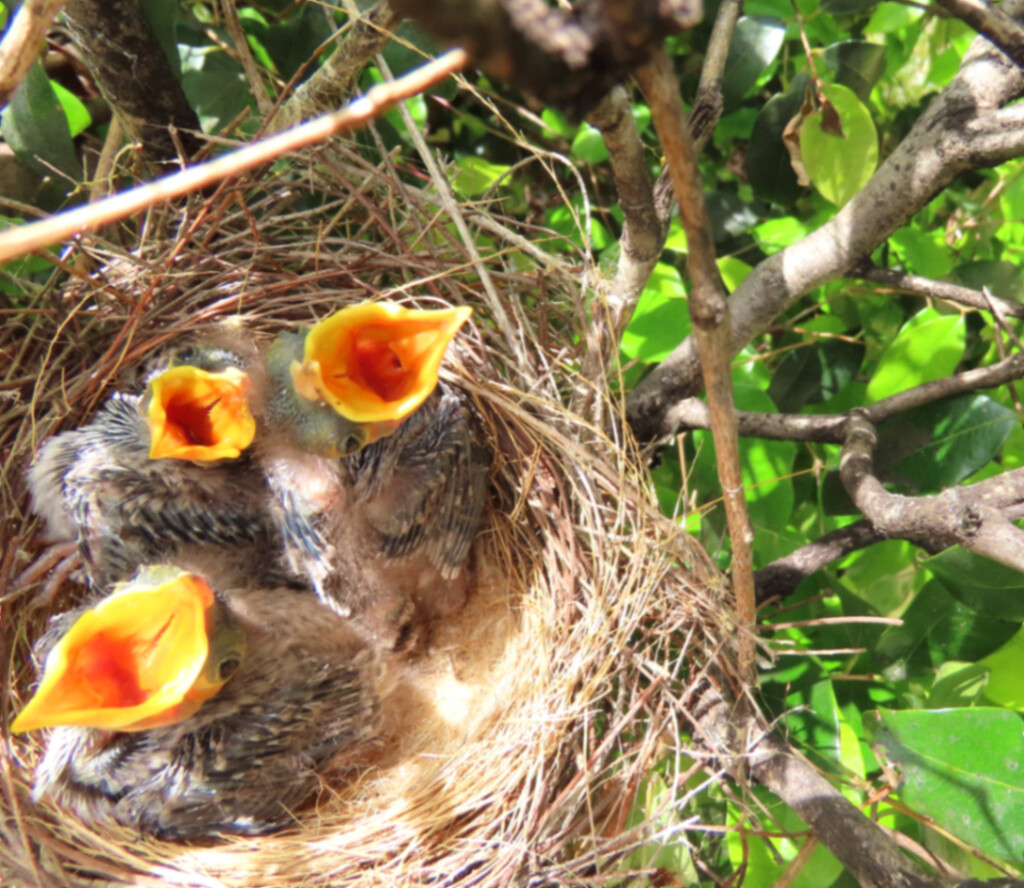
841, 411, 1024, 573
64, 0, 203, 162
692, 686, 940, 888
627, 17, 1024, 444
387, 0, 700, 117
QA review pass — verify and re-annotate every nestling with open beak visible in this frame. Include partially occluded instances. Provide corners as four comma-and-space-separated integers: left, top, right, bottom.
261, 300, 490, 647
26, 345, 281, 592
13, 565, 381, 840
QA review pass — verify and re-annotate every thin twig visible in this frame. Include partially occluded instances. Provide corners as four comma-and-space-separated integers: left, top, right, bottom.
0, 49, 470, 264
637, 48, 757, 684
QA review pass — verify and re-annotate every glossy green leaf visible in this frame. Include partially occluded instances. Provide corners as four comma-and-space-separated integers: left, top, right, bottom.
889, 226, 954, 278
926, 544, 1024, 621
50, 81, 92, 138
452, 156, 512, 197
865, 2, 925, 33
570, 124, 609, 164
979, 627, 1024, 709
865, 308, 965, 402
0, 61, 81, 184
179, 39, 250, 133
540, 107, 574, 139
840, 540, 919, 615
768, 339, 864, 412
823, 41, 888, 101
866, 708, 1024, 862
719, 256, 753, 291
745, 75, 811, 205
722, 17, 786, 110
874, 394, 1017, 493
801, 84, 878, 207
620, 263, 689, 362
874, 580, 1018, 679
928, 661, 989, 708
952, 260, 1024, 303
752, 215, 816, 251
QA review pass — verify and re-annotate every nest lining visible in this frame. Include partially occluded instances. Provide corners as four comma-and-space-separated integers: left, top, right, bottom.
0, 146, 734, 887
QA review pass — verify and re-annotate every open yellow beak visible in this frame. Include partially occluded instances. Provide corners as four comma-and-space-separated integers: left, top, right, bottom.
291, 302, 473, 424
147, 365, 256, 462
12, 567, 229, 733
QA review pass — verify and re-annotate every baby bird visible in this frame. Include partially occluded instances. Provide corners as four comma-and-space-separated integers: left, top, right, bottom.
26, 345, 279, 592
261, 301, 490, 645
13, 565, 381, 840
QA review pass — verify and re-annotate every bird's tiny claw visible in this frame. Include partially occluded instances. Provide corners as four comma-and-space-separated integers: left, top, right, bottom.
7, 541, 82, 608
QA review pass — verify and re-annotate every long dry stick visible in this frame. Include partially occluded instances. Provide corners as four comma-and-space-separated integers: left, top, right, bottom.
637, 49, 756, 684
0, 49, 469, 264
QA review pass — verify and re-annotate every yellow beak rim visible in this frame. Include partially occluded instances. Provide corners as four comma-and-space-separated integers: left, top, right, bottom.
292, 301, 472, 424
12, 567, 225, 733
147, 365, 256, 462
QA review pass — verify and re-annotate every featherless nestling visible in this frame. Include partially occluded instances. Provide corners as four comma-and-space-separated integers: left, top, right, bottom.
13, 565, 381, 840
260, 301, 490, 646
27, 344, 281, 591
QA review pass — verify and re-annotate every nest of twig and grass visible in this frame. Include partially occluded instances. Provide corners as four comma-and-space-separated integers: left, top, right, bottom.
0, 139, 736, 887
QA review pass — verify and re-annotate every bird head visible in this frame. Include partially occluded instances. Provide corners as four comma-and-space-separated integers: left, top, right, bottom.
265, 301, 472, 457
146, 361, 257, 462
11, 566, 245, 734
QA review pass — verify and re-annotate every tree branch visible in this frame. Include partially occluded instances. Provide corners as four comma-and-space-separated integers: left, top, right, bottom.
387, 0, 700, 117
853, 260, 1024, 320
579, 86, 664, 397
754, 521, 881, 603
841, 411, 1024, 572
936, 0, 1024, 68
667, 352, 1024, 442
691, 686, 939, 888
638, 48, 757, 683
269, 0, 403, 133
627, 13, 1024, 443
63, 0, 204, 162
0, 0, 65, 105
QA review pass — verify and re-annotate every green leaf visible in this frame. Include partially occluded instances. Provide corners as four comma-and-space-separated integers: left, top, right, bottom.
622, 772, 700, 882
874, 580, 1018, 678
452, 156, 512, 197
620, 263, 689, 362
744, 74, 810, 206
570, 123, 609, 164
889, 226, 955, 278
865, 308, 965, 402
979, 627, 1024, 709
50, 81, 92, 138
768, 339, 864, 412
865, 1, 925, 33
752, 215, 816, 251
928, 662, 989, 708
873, 394, 1017, 493
801, 84, 878, 207
823, 41, 888, 101
866, 708, 1024, 862
952, 260, 1024, 303
839, 540, 919, 615
541, 107, 574, 139
722, 17, 786, 110
926, 545, 1024, 621
0, 61, 81, 185
822, 0, 877, 12
178, 38, 250, 134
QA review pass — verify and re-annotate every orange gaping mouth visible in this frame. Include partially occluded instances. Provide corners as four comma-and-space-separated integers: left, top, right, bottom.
12, 567, 227, 733
291, 301, 473, 424
147, 365, 256, 461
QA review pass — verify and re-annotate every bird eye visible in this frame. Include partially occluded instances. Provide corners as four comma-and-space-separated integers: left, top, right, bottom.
218, 657, 242, 681
339, 431, 366, 455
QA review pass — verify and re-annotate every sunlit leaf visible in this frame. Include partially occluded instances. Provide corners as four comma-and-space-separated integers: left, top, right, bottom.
926, 543, 1024, 621
722, 17, 786, 110
801, 84, 878, 207
865, 308, 965, 402
867, 708, 1024, 862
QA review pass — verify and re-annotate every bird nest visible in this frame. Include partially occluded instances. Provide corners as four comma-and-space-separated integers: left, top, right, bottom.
0, 139, 736, 886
